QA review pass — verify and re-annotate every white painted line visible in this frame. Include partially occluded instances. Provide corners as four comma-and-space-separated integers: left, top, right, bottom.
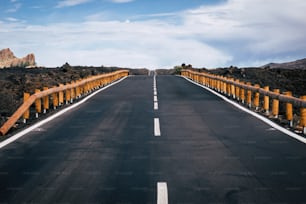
154, 102, 159, 110
154, 118, 161, 136
154, 91, 157, 96
181, 76, 306, 145
157, 182, 168, 204
154, 96, 158, 102
0, 76, 129, 149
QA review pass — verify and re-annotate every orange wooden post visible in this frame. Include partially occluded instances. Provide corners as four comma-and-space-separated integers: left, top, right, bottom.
43, 87, 49, 113
235, 79, 240, 100
254, 84, 260, 110
223, 78, 228, 95
70, 82, 75, 103
272, 89, 280, 118
284, 91, 293, 127
65, 84, 71, 104
59, 84, 64, 105
240, 82, 245, 104
23, 92, 30, 123
231, 80, 235, 99
35, 89, 41, 118
300, 96, 306, 134
246, 82, 252, 108
263, 86, 269, 114
227, 81, 231, 96
52, 86, 59, 109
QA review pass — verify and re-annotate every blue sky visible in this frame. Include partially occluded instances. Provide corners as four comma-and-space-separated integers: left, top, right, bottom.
1, 0, 306, 68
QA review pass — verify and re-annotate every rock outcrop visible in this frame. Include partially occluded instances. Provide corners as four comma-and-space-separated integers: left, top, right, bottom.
0, 48, 36, 68
263, 58, 306, 70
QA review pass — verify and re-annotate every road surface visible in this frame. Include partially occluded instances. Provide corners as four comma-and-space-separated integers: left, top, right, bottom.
0, 75, 306, 203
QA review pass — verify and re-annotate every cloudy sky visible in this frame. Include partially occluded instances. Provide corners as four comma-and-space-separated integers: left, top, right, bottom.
1, 0, 306, 69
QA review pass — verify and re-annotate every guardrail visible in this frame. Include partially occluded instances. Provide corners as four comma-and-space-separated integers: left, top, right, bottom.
0, 70, 129, 136
181, 69, 306, 134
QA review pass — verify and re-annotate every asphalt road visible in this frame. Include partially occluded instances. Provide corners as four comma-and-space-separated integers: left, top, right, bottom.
0, 75, 306, 204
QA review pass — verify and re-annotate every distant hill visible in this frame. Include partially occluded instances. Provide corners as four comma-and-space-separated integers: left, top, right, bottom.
0, 48, 36, 68
262, 58, 306, 69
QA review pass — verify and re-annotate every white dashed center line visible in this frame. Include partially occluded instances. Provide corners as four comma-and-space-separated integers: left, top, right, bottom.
154, 102, 159, 110
154, 118, 161, 136
157, 182, 168, 204
154, 95, 158, 102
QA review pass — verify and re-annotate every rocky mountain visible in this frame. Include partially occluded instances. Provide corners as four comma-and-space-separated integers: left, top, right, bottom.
262, 58, 306, 69
0, 48, 36, 68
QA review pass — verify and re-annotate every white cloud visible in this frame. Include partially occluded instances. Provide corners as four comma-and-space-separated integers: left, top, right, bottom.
1, 0, 306, 69
182, 0, 306, 65
56, 0, 92, 8
0, 20, 230, 68
5, 17, 19, 22
110, 0, 134, 3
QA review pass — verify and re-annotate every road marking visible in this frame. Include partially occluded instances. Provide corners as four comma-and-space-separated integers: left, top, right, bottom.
154, 90, 157, 96
157, 182, 168, 204
154, 118, 161, 136
0, 76, 128, 149
181, 76, 306, 145
154, 96, 158, 102
154, 102, 159, 110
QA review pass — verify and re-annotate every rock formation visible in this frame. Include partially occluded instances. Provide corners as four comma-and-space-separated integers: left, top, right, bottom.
0, 48, 36, 68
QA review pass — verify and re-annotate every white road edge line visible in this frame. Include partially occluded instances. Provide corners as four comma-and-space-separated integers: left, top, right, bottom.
180, 76, 306, 145
154, 118, 161, 136
157, 182, 168, 204
0, 76, 129, 149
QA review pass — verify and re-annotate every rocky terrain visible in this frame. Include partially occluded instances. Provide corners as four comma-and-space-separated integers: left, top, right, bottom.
0, 48, 36, 68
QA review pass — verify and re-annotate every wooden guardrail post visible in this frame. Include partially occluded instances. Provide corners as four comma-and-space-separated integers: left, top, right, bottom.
52, 86, 59, 109
35, 89, 41, 118
65, 83, 71, 104
254, 84, 260, 110
246, 82, 252, 108
227, 81, 231, 97
59, 84, 64, 105
235, 79, 240, 101
70, 82, 75, 103
272, 89, 280, 118
284, 91, 293, 127
23, 92, 30, 123
43, 87, 49, 113
240, 82, 245, 104
216, 79, 220, 92
263, 86, 269, 115
231, 80, 235, 99
201, 75, 205, 85
300, 96, 306, 134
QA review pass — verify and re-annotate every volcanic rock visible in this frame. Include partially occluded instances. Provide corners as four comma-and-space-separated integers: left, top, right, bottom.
0, 48, 36, 68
